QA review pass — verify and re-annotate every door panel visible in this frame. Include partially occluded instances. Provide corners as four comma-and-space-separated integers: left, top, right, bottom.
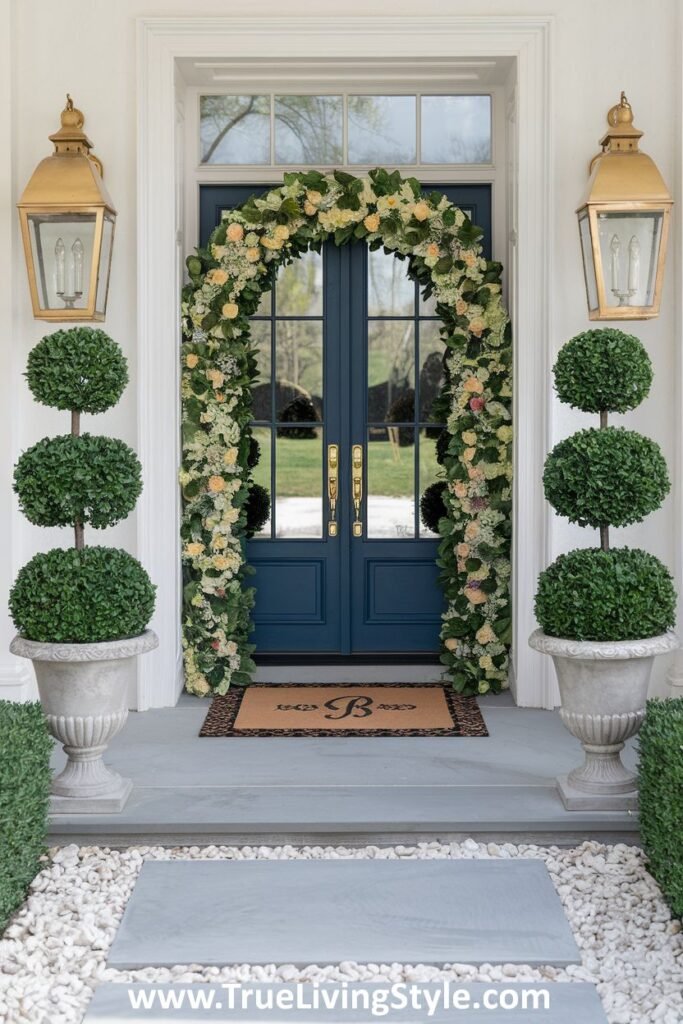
199, 183, 492, 656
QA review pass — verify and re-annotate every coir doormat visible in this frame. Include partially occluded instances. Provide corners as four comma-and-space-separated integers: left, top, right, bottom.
199, 683, 488, 738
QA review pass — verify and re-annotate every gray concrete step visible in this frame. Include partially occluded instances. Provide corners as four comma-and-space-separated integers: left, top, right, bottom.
83, 982, 608, 1022
107, 859, 580, 969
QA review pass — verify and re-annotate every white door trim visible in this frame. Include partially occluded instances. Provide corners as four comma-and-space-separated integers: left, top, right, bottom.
136, 15, 554, 709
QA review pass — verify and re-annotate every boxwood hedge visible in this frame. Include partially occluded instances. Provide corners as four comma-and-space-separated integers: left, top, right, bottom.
638, 699, 683, 918
0, 701, 52, 931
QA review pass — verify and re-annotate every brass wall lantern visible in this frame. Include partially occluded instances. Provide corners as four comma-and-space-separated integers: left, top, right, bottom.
17, 95, 116, 321
577, 92, 672, 320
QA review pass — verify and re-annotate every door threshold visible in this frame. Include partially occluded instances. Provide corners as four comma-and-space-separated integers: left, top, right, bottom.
254, 663, 445, 684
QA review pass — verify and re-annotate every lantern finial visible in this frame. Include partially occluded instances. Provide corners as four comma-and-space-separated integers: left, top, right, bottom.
598, 92, 643, 156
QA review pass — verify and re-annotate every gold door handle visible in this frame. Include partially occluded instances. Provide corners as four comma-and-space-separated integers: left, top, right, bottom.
351, 444, 363, 537
327, 444, 339, 536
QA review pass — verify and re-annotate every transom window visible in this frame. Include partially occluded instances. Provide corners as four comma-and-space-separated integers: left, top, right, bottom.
200, 93, 492, 166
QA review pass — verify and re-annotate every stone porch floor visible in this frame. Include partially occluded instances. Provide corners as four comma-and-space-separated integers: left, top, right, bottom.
48, 692, 639, 846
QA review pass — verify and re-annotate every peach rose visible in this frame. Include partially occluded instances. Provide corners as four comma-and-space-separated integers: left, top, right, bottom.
207, 476, 226, 493
463, 250, 478, 267
453, 481, 468, 499
185, 542, 204, 558
456, 299, 469, 316
212, 535, 227, 551
426, 243, 440, 259
222, 302, 239, 320
463, 447, 476, 463
444, 638, 459, 651
226, 223, 244, 242
465, 521, 480, 541
469, 317, 486, 337
261, 236, 283, 250
456, 542, 470, 558
463, 377, 484, 394
212, 555, 231, 571
465, 586, 487, 605
274, 225, 290, 241
461, 430, 477, 445
207, 268, 228, 286
476, 624, 497, 645
364, 213, 380, 232
304, 202, 317, 217
246, 247, 260, 263
306, 190, 322, 206
413, 201, 431, 221
185, 353, 199, 369
215, 392, 225, 403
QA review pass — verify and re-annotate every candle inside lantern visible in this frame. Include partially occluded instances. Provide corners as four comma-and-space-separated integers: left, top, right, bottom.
54, 236, 84, 302
55, 237, 66, 294
610, 234, 620, 292
72, 238, 84, 295
628, 235, 640, 294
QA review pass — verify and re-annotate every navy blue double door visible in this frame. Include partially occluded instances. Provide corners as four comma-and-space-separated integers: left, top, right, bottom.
200, 184, 491, 657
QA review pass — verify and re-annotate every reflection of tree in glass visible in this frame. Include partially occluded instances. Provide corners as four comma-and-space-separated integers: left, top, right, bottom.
274, 95, 344, 164
368, 250, 414, 317
200, 95, 270, 163
347, 96, 413, 164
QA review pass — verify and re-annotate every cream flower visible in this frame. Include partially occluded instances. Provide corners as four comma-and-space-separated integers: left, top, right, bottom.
461, 430, 477, 446
246, 247, 261, 263
463, 447, 476, 463
364, 212, 380, 232
464, 521, 480, 541
212, 535, 228, 551
476, 624, 497, 645
479, 655, 494, 670
456, 542, 470, 558
223, 447, 238, 467
212, 554, 231, 571
261, 236, 283, 250
304, 202, 317, 217
222, 302, 239, 320
273, 224, 290, 241
497, 425, 513, 443
226, 223, 244, 242
185, 542, 205, 558
306, 190, 322, 206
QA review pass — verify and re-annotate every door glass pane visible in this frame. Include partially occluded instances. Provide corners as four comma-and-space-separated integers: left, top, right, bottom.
367, 321, 415, 422
368, 248, 414, 316
348, 95, 416, 165
421, 95, 492, 164
419, 430, 442, 538
367, 427, 415, 539
200, 95, 270, 164
274, 95, 343, 164
275, 426, 323, 538
275, 321, 323, 422
250, 427, 272, 538
249, 320, 272, 421
277, 249, 323, 316
418, 320, 445, 422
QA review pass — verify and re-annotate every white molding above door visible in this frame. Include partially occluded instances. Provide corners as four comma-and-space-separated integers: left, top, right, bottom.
136, 15, 554, 709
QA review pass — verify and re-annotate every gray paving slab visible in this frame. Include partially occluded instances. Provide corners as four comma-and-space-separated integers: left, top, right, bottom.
107, 859, 580, 969
84, 981, 607, 1022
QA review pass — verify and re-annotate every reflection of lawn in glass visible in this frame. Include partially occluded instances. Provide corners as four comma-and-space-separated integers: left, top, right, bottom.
252, 437, 441, 498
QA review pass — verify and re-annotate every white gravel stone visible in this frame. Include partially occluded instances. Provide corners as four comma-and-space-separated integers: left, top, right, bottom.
0, 840, 680, 1024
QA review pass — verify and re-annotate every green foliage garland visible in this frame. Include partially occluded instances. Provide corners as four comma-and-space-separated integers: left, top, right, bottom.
181, 169, 512, 696
638, 698, 683, 918
0, 701, 51, 931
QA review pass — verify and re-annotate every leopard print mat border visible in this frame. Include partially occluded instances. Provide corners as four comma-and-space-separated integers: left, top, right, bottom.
198, 683, 488, 738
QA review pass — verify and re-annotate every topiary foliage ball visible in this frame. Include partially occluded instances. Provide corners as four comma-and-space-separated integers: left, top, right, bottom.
247, 435, 261, 470
277, 395, 319, 439
13, 434, 143, 529
543, 427, 669, 529
245, 483, 270, 538
420, 481, 448, 534
9, 546, 156, 644
553, 328, 653, 414
26, 328, 129, 414
535, 547, 675, 642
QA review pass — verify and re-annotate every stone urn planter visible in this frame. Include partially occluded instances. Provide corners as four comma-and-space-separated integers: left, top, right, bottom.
10, 630, 158, 813
529, 629, 678, 810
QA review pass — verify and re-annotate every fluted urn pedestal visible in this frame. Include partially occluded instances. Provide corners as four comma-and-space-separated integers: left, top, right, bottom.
10, 630, 158, 813
529, 629, 679, 810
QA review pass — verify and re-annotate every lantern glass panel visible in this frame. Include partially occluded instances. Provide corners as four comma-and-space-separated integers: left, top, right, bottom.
95, 213, 115, 316
27, 212, 97, 312
596, 210, 663, 310
578, 210, 598, 312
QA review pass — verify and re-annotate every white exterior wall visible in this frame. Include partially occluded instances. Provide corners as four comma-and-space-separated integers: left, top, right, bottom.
2, 0, 681, 706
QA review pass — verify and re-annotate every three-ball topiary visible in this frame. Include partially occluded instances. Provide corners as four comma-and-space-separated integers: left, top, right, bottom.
535, 328, 675, 641
10, 328, 155, 644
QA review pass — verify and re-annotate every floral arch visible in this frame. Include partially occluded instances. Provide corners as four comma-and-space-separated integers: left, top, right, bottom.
180, 168, 512, 698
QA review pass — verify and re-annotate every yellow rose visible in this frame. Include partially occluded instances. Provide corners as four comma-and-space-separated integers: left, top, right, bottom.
306, 190, 322, 206
364, 213, 380, 232
185, 542, 204, 558
456, 543, 470, 558
262, 236, 283, 250
274, 225, 290, 241
463, 377, 484, 394
207, 475, 226, 493
246, 247, 261, 263
212, 535, 227, 551
304, 202, 317, 217
223, 447, 238, 467
222, 302, 239, 320
466, 587, 487, 605
185, 353, 199, 369
413, 201, 431, 222
212, 554, 231, 571
456, 299, 469, 316
476, 624, 497, 645
444, 638, 459, 651
461, 430, 477, 446
226, 223, 244, 242
206, 268, 228, 286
